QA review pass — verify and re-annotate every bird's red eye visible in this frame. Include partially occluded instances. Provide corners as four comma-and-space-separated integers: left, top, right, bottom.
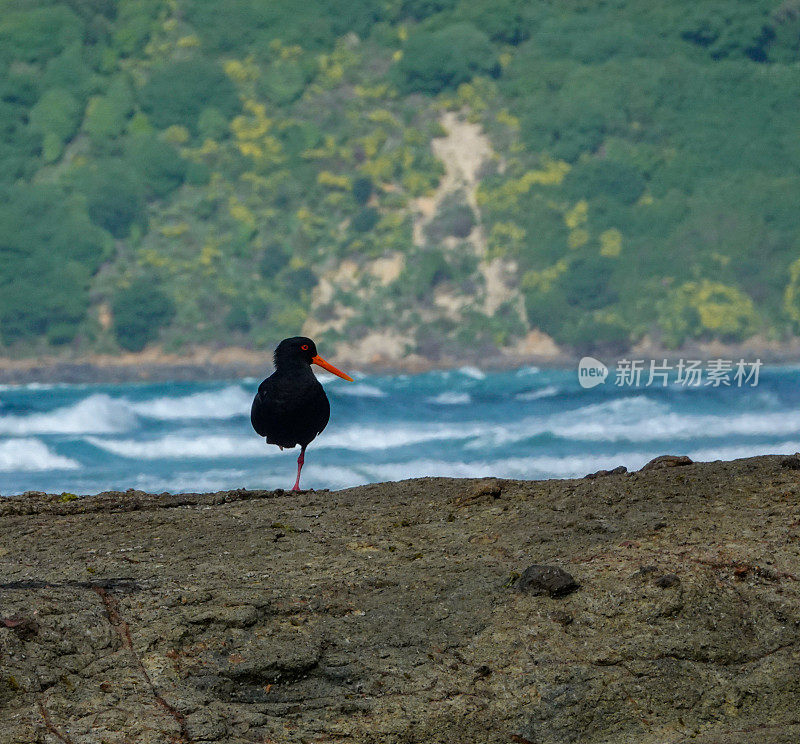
301, 344, 309, 350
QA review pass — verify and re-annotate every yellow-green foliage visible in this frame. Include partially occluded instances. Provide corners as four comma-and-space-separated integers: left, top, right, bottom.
487, 221, 526, 258
783, 257, 800, 328
599, 229, 623, 257
659, 280, 759, 347
478, 160, 571, 212
521, 259, 570, 293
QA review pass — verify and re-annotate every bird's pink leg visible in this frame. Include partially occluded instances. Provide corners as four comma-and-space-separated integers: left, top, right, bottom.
291, 445, 306, 491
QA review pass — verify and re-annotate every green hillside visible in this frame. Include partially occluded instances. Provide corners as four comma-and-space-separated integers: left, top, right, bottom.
2, 0, 800, 360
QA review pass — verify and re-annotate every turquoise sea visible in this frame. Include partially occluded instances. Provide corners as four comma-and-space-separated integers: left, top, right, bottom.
1, 364, 798, 496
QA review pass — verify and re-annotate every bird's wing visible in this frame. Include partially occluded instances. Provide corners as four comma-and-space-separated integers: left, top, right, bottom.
313, 391, 331, 436
251, 377, 284, 437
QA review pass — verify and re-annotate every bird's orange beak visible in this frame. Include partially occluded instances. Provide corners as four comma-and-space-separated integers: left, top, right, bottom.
312, 355, 354, 382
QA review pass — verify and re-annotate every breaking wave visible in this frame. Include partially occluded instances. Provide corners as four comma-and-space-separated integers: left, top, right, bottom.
128, 385, 251, 420
0, 438, 80, 472
0, 395, 136, 435
85, 434, 276, 460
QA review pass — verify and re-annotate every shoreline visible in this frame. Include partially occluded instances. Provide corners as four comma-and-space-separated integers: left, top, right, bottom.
1, 339, 800, 384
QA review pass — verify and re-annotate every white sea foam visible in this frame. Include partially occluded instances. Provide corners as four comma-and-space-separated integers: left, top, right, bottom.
85, 433, 279, 460
466, 394, 800, 448
129, 385, 251, 420
350, 445, 756, 483
515, 366, 541, 376
515, 385, 559, 401
0, 438, 80, 471
686, 440, 800, 463
0, 382, 92, 392
330, 383, 387, 398
0, 386, 255, 436
428, 392, 471, 405
0, 394, 136, 435
130, 463, 369, 493
457, 366, 486, 380
551, 408, 800, 443
132, 468, 251, 493
317, 422, 481, 451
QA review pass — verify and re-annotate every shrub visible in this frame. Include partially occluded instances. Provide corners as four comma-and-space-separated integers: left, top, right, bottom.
259, 244, 291, 276
523, 286, 571, 339
257, 60, 310, 105
0, 184, 110, 345
352, 176, 373, 205
0, 6, 83, 64
41, 44, 94, 98
658, 280, 758, 346
395, 23, 499, 94
424, 191, 475, 243
112, 278, 175, 351
399, 0, 457, 21
71, 161, 145, 238
563, 159, 646, 205
561, 315, 631, 356
28, 88, 81, 161
351, 207, 380, 233
185, 161, 211, 186
284, 267, 318, 292
125, 134, 186, 199
225, 303, 252, 333
197, 107, 229, 140
84, 76, 134, 142
558, 256, 618, 311
457, 0, 536, 45
139, 59, 240, 134
400, 249, 451, 299
113, 0, 161, 55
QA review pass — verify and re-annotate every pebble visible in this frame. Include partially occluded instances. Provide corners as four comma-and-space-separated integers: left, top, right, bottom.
513, 565, 580, 597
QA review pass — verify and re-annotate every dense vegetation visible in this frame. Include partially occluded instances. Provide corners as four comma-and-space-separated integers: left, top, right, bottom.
1, 0, 799, 358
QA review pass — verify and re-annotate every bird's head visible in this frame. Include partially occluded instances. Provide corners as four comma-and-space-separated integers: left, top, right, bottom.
274, 337, 353, 381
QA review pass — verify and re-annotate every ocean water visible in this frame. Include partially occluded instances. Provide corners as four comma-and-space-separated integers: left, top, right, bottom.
1, 365, 799, 496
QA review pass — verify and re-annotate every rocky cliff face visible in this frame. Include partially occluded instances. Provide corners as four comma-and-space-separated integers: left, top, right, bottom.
1, 455, 799, 743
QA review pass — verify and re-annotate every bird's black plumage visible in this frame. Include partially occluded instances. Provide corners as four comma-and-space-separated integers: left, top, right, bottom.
251, 336, 352, 490
251, 337, 330, 448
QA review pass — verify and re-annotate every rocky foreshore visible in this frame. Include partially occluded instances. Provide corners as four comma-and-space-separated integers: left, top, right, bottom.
1, 455, 799, 743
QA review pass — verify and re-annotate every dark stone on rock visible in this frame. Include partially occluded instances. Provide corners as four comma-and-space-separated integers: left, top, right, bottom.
641, 455, 693, 471
654, 573, 680, 588
780, 454, 800, 470
585, 465, 628, 479
550, 610, 573, 626
513, 565, 580, 597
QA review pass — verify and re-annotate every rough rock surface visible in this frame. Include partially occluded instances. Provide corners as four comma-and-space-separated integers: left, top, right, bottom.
1, 455, 799, 743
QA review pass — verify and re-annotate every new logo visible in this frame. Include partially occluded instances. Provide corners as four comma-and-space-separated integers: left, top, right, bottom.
578, 357, 608, 388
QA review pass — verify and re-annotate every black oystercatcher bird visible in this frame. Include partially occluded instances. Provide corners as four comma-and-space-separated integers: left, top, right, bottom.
251, 337, 353, 491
